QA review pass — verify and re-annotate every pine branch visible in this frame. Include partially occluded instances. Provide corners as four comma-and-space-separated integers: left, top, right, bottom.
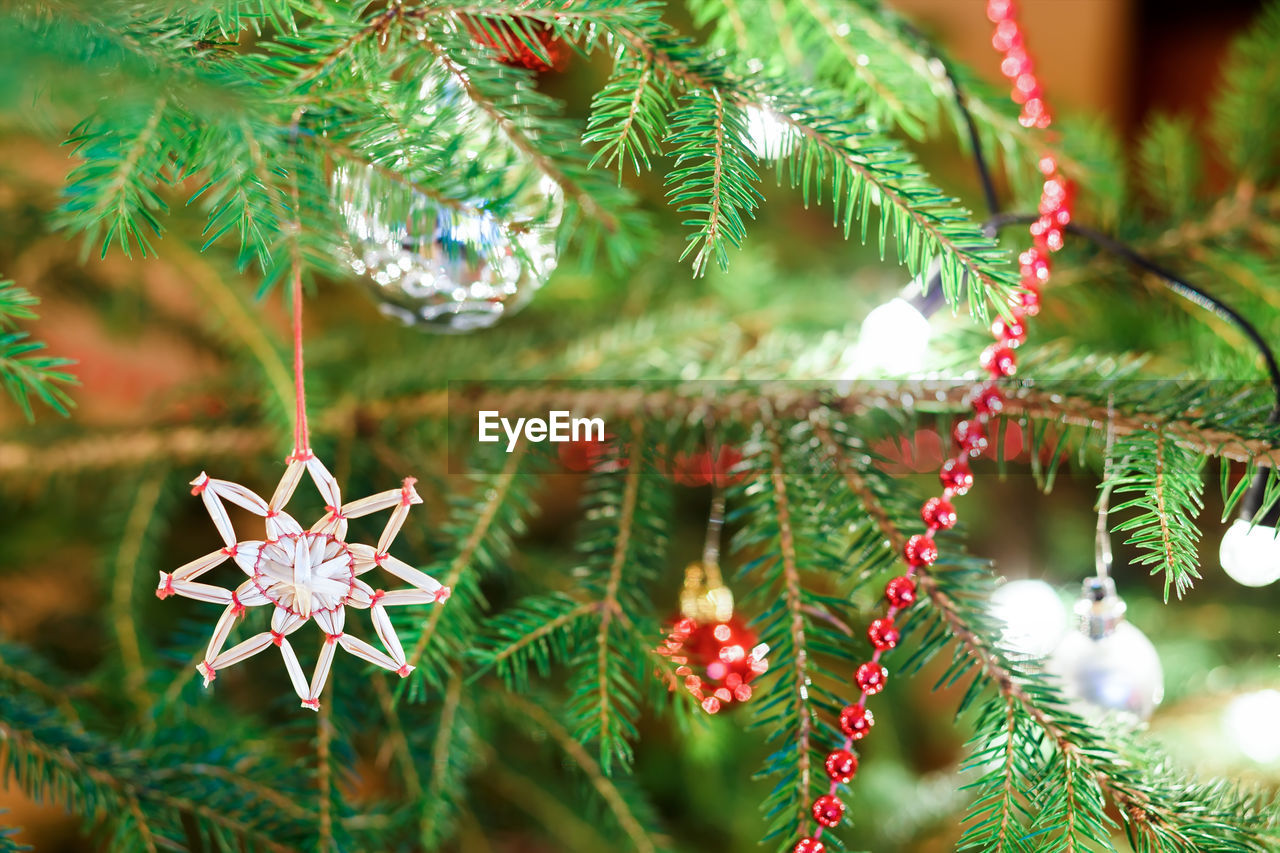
107, 470, 167, 713
0, 823, 28, 853
665, 87, 762, 274
513, 695, 664, 853
564, 421, 667, 775
402, 444, 531, 692
473, 595, 597, 691
0, 281, 77, 421
585, 56, 673, 176
422, 669, 474, 847
761, 412, 813, 830
316, 695, 335, 853
1138, 117, 1201, 220
1108, 429, 1206, 601
61, 95, 176, 258
1211, 1, 1280, 182
0, 694, 311, 852
164, 243, 293, 431
612, 28, 1016, 314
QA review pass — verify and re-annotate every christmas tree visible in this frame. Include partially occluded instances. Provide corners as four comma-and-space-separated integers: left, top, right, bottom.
1, 0, 1279, 851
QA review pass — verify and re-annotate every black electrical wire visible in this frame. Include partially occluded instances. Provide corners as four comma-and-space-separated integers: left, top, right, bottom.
917, 60, 1280, 426
986, 213, 1280, 424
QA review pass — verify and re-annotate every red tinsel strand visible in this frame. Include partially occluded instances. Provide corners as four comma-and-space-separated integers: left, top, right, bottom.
792, 2, 1073, 848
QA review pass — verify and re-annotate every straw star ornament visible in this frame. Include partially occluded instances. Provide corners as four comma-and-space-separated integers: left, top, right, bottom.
157, 451, 449, 710
156, 264, 447, 710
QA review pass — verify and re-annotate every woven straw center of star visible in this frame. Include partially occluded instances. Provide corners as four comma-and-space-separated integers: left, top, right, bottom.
253, 532, 356, 617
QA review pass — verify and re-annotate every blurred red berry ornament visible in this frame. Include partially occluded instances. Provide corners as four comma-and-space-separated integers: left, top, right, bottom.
793, 839, 825, 853
971, 385, 1004, 416
940, 457, 974, 494
812, 794, 845, 828
463, 17, 569, 72
839, 703, 875, 739
921, 496, 957, 530
981, 343, 1017, 378
953, 418, 989, 457
855, 661, 888, 694
884, 575, 917, 609
656, 560, 768, 714
903, 534, 938, 567
825, 749, 859, 783
867, 617, 900, 651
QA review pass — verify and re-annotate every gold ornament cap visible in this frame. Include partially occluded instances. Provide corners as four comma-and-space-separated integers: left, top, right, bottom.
680, 561, 734, 624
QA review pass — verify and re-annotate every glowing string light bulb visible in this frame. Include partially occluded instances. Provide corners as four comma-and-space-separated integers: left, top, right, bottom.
1225, 690, 1280, 764
989, 578, 1068, 659
1219, 471, 1280, 587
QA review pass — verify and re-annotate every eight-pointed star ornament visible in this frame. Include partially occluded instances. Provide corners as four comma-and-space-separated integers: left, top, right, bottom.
157, 449, 450, 710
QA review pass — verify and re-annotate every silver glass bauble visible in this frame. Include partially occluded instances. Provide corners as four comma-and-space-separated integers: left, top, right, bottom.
334, 166, 559, 335
1047, 577, 1164, 723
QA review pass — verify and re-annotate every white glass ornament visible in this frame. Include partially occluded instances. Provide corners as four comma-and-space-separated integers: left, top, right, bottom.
989, 579, 1068, 659
1219, 518, 1280, 587
335, 166, 560, 334
1048, 577, 1164, 722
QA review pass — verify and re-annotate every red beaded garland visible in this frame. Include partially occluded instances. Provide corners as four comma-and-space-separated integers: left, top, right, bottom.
952, 419, 989, 457
855, 662, 888, 695
903, 534, 938, 567
793, 4, 1070, 847
884, 575, 917, 608
939, 457, 974, 494
991, 314, 1027, 348
825, 749, 859, 783
921, 496, 957, 529
970, 385, 1004, 416
839, 704, 875, 739
980, 343, 1017, 378
812, 794, 845, 828
867, 617, 900, 651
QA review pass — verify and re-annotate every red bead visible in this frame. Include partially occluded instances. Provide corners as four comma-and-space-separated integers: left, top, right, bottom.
952, 419, 989, 456
793, 839, 825, 853
981, 343, 1017, 378
971, 385, 1004, 416
884, 575, 917, 608
904, 534, 938, 567
825, 749, 859, 783
1015, 288, 1041, 316
940, 457, 973, 495
839, 703, 875, 739
868, 617, 900, 651
991, 314, 1026, 348
987, 0, 1015, 23
1038, 156, 1058, 175
921, 496, 957, 530
812, 794, 845, 828
1019, 248, 1050, 282
855, 661, 888, 694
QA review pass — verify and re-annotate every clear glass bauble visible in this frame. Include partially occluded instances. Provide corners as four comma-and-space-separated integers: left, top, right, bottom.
1048, 621, 1164, 723
334, 166, 560, 334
